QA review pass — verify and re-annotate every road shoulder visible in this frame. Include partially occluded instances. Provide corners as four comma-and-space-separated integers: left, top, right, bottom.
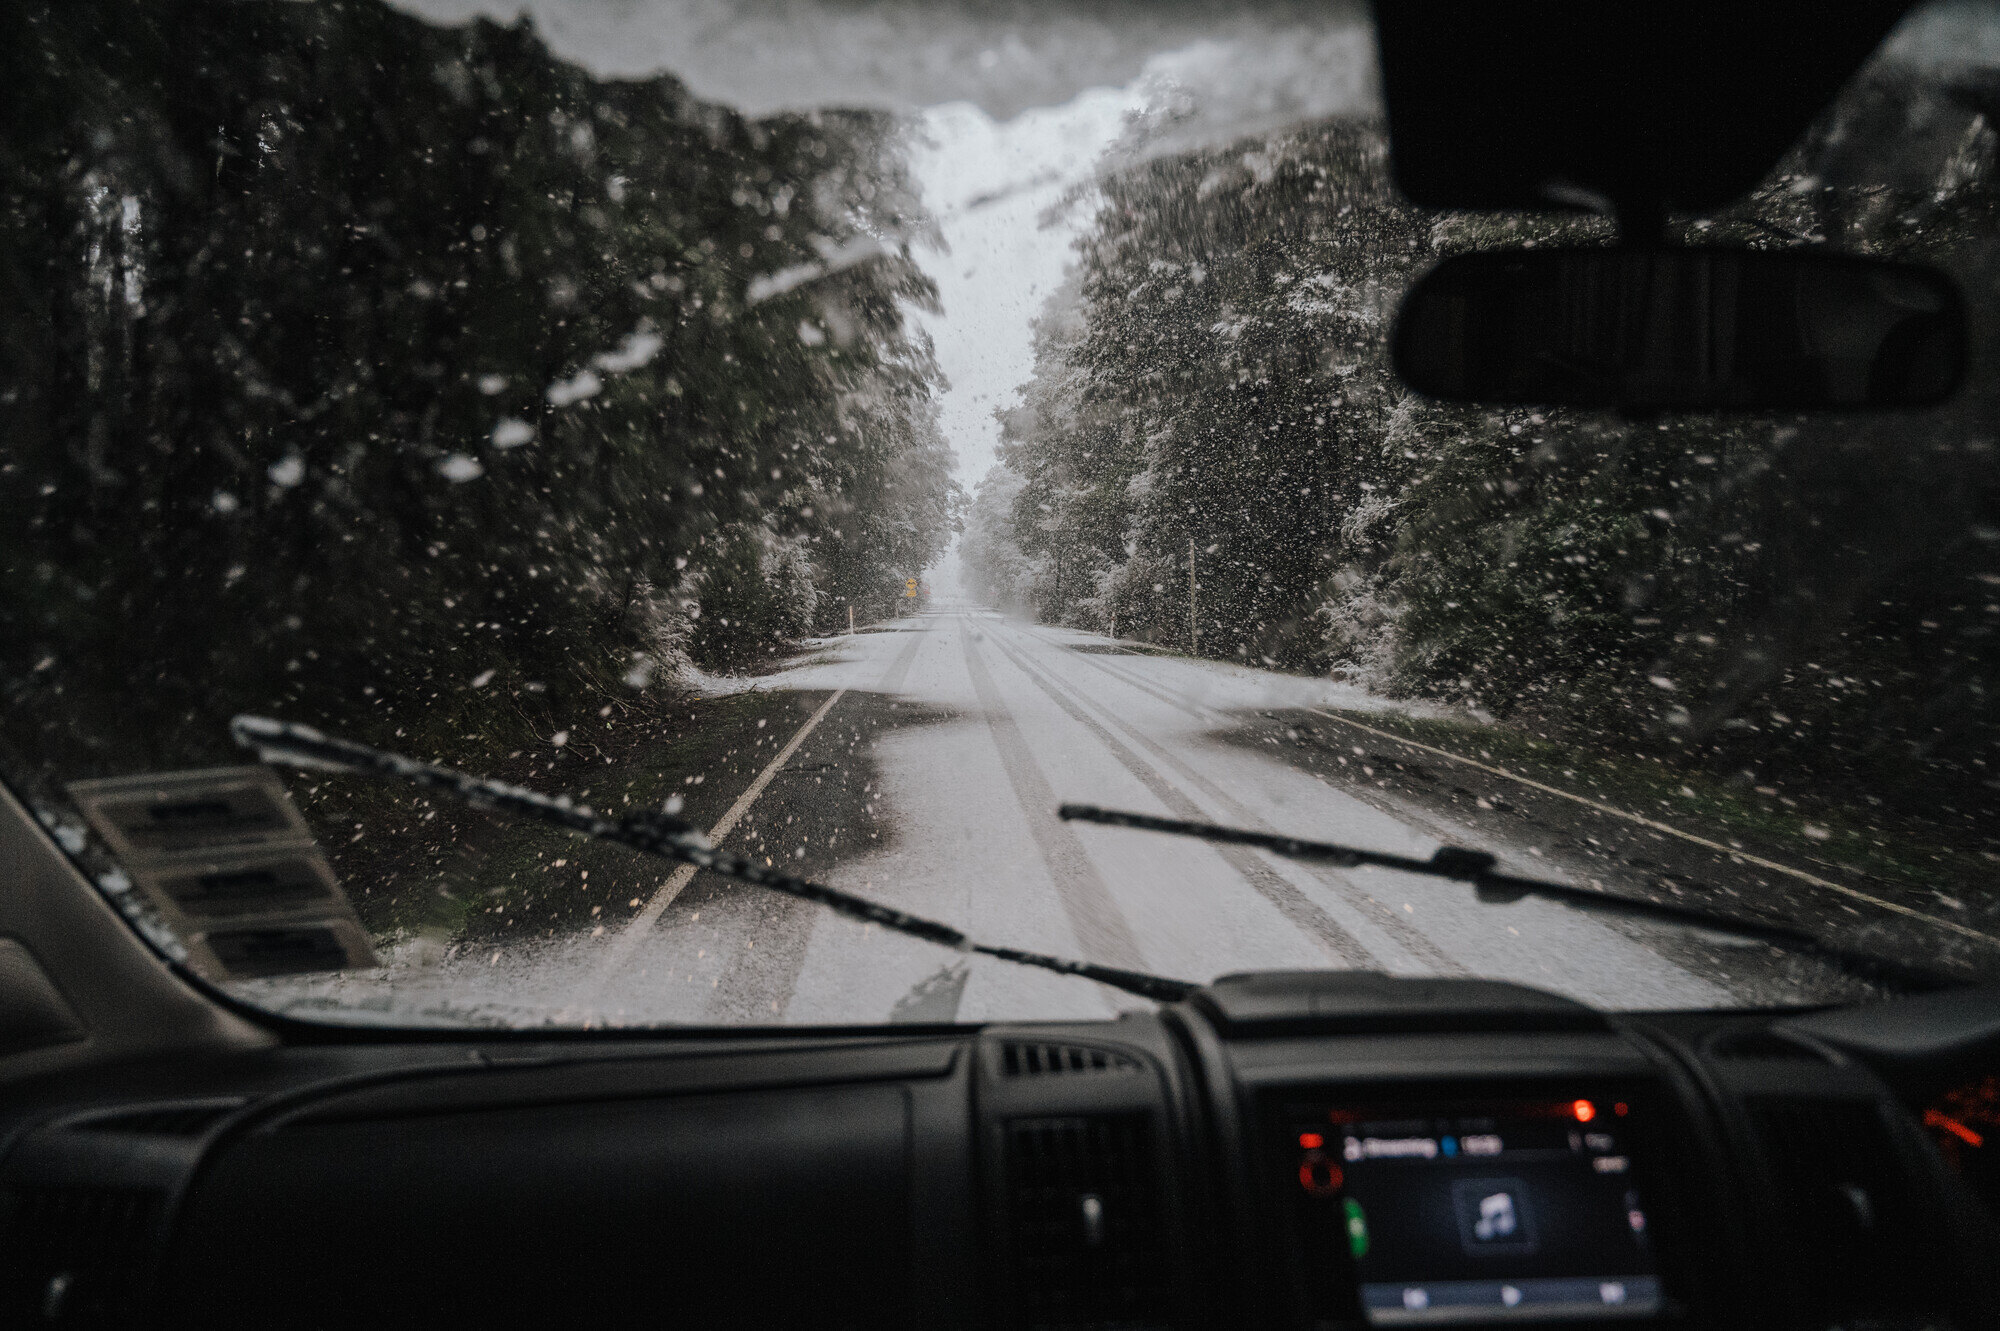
1216, 706, 1998, 993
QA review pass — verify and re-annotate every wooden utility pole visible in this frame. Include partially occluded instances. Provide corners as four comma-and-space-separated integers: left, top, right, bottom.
1188, 537, 1198, 656
848, 603, 855, 635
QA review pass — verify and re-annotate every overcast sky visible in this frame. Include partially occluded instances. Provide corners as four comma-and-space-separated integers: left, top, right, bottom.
904, 87, 1143, 591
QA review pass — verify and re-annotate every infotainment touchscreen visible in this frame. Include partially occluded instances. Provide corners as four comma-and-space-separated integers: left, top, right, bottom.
1282, 1098, 1663, 1325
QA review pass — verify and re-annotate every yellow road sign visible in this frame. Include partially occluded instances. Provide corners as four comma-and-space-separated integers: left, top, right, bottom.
905, 578, 918, 597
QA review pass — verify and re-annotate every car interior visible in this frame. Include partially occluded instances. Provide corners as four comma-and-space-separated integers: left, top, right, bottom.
3, 2, 1998, 1328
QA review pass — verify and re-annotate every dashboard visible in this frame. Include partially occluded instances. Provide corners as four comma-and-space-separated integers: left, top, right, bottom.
0, 971, 1995, 1329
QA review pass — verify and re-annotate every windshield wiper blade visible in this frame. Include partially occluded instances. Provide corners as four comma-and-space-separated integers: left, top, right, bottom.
1059, 804, 1958, 992
230, 716, 1195, 1004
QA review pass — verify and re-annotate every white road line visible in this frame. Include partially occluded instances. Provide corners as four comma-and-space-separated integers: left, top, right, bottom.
569, 688, 848, 1003
1311, 707, 2000, 948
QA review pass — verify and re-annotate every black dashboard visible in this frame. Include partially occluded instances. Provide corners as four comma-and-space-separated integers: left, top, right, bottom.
1, 971, 1996, 1329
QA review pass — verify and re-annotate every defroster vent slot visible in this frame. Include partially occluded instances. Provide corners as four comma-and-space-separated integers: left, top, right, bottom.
1000, 1042, 1142, 1078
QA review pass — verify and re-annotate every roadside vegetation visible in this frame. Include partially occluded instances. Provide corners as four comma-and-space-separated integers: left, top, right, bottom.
1309, 707, 1996, 912
303, 688, 829, 945
963, 60, 2000, 851
0, 0, 961, 797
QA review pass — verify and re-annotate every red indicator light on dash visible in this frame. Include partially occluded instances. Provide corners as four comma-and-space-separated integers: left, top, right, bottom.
1614, 1102, 1630, 1118
1300, 1132, 1325, 1150
1573, 1099, 1597, 1123
1299, 1155, 1344, 1196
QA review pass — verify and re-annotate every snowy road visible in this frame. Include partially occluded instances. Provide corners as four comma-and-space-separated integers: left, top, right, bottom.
264, 606, 1858, 1027
579, 606, 1752, 1024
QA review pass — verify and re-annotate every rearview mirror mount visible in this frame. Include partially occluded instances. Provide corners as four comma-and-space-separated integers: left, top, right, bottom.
1392, 247, 1966, 410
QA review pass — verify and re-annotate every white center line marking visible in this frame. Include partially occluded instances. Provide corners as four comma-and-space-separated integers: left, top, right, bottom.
569, 688, 848, 1005
1311, 707, 1999, 948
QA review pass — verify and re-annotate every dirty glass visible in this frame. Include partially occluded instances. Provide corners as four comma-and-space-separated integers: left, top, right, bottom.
2, 0, 1995, 1027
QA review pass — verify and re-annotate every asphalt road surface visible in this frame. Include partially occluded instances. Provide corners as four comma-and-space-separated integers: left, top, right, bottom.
259, 605, 1954, 1027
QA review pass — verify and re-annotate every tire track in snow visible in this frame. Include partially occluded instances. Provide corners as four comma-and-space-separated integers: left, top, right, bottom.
1015, 623, 1202, 714
993, 620, 1468, 973
980, 622, 1376, 968
960, 620, 1150, 976
872, 617, 931, 696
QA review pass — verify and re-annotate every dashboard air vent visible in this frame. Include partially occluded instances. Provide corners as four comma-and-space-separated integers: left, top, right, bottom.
1000, 1042, 1141, 1078
74, 1100, 242, 1136
1744, 1098, 1927, 1316
0, 1185, 161, 1326
1003, 1114, 1166, 1329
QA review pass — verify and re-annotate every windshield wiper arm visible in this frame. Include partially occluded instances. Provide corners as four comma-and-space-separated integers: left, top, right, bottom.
230, 716, 1195, 1004
1059, 804, 1958, 992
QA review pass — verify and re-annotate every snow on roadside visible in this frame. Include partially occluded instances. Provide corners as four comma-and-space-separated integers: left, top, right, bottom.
661, 609, 1457, 724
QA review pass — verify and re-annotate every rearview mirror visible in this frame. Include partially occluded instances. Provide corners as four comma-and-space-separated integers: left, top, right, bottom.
1393, 247, 1966, 410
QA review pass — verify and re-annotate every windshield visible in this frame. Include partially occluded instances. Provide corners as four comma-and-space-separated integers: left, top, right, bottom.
5, 0, 1997, 1027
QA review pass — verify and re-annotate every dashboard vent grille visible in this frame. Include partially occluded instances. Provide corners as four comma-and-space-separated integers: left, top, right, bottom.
1744, 1098, 1927, 1315
74, 1100, 242, 1136
1003, 1114, 1165, 1329
0, 1185, 161, 1326
1000, 1042, 1141, 1078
